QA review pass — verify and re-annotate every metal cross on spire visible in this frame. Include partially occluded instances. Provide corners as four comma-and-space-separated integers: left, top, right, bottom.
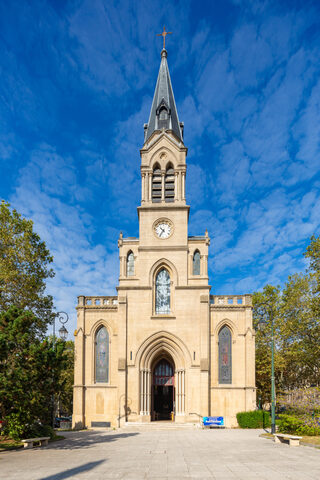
157, 26, 172, 50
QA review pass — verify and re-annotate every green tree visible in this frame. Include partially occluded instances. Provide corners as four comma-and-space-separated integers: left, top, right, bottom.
56, 340, 74, 416
253, 285, 284, 405
254, 236, 320, 405
0, 307, 67, 438
0, 201, 55, 333
304, 234, 320, 318
280, 273, 320, 388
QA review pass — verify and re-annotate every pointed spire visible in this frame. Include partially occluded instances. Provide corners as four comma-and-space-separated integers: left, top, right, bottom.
144, 48, 183, 143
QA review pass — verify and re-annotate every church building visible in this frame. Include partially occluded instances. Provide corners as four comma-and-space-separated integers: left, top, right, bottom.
73, 45, 256, 429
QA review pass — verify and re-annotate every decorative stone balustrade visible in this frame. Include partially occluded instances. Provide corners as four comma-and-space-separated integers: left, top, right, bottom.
77, 296, 118, 308
210, 294, 252, 307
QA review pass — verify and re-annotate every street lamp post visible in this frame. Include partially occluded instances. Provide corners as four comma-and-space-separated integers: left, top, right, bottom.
52, 311, 69, 428
53, 311, 69, 346
256, 302, 276, 435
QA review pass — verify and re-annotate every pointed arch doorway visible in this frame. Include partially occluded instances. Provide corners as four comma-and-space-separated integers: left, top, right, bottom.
152, 357, 175, 421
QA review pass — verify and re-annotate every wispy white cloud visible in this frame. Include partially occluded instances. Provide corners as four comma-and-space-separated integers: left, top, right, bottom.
2, 0, 320, 330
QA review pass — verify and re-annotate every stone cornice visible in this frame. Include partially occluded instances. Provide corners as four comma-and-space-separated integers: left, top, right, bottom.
176, 285, 211, 290
137, 205, 190, 213
116, 286, 152, 291
210, 386, 256, 390
138, 245, 188, 252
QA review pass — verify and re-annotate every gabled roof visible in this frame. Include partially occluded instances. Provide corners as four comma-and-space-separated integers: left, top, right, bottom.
144, 49, 183, 143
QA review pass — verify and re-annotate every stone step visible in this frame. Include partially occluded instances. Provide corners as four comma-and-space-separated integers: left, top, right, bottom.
123, 421, 199, 430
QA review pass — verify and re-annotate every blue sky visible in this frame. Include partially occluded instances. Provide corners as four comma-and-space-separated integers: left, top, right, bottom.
1, 0, 320, 336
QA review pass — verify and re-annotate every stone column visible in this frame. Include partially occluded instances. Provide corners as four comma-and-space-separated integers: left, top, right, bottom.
140, 370, 144, 415
146, 369, 150, 415
141, 173, 145, 203
122, 256, 126, 277
204, 255, 208, 276
200, 255, 204, 276
119, 256, 123, 278
182, 370, 185, 413
73, 302, 86, 428
174, 172, 178, 201
146, 173, 149, 202
189, 254, 193, 276
200, 294, 210, 417
182, 172, 186, 201
149, 173, 152, 202
177, 370, 182, 415
178, 172, 182, 200
117, 295, 128, 426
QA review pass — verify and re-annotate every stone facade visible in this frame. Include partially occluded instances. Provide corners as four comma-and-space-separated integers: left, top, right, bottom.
73, 49, 256, 429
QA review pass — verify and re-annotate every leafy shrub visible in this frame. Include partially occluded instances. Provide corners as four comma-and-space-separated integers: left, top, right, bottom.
236, 410, 271, 428
278, 414, 320, 436
27, 424, 54, 439
4, 413, 26, 440
2, 411, 54, 440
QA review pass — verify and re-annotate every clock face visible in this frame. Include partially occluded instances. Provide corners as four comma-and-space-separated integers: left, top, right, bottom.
155, 222, 172, 239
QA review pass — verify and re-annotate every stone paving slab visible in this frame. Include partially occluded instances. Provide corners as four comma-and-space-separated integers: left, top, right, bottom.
0, 428, 319, 479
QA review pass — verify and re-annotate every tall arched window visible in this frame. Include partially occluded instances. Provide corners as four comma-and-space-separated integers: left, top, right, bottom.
152, 165, 162, 203
127, 251, 134, 276
193, 250, 200, 275
95, 326, 109, 383
155, 268, 170, 314
165, 165, 175, 202
219, 325, 232, 384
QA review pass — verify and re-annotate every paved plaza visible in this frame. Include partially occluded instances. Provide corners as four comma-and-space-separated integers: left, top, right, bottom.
0, 427, 320, 479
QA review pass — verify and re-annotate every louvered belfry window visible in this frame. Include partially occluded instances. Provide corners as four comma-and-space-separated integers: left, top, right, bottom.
165, 166, 175, 202
152, 167, 162, 203
219, 326, 232, 384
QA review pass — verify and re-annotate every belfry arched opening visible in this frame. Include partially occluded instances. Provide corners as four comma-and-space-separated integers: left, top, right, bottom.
152, 357, 175, 421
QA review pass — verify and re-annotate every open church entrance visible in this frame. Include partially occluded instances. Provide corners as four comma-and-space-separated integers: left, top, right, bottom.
152, 358, 175, 421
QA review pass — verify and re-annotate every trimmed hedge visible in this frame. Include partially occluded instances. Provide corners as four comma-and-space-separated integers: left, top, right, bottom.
236, 410, 271, 428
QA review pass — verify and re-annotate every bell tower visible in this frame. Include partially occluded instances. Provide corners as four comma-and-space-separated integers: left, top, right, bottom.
138, 47, 189, 249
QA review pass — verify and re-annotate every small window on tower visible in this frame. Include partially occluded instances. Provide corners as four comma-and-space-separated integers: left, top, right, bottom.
193, 251, 200, 275
127, 251, 134, 276
159, 107, 168, 120
158, 106, 169, 130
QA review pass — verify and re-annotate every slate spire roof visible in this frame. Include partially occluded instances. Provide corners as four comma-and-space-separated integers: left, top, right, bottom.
144, 48, 184, 143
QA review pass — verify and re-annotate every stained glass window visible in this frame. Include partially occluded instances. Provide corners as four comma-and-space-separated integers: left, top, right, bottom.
127, 252, 134, 276
219, 326, 232, 384
193, 251, 200, 275
155, 268, 170, 314
95, 326, 109, 383
153, 359, 174, 385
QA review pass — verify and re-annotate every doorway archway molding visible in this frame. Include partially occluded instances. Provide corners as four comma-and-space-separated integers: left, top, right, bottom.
136, 331, 191, 418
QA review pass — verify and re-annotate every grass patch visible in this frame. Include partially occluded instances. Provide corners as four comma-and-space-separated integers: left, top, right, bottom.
0, 434, 64, 451
50, 435, 65, 443
300, 436, 320, 447
260, 432, 320, 448
0, 436, 23, 451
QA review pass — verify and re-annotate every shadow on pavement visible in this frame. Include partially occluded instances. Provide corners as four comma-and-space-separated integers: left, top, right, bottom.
39, 460, 105, 480
47, 430, 139, 450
